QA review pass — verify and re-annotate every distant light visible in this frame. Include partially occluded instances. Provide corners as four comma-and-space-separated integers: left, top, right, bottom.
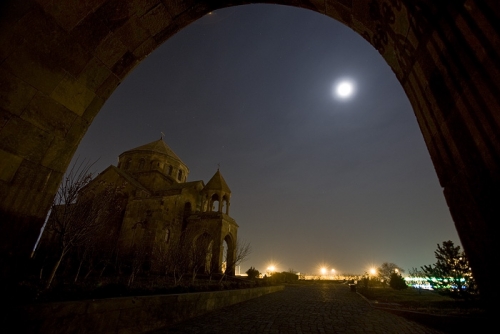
321, 267, 327, 274
369, 268, 377, 275
267, 265, 276, 272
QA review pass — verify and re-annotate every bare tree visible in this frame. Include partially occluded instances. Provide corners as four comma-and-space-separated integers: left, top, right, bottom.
219, 239, 251, 283
160, 226, 216, 285
185, 230, 214, 284
41, 159, 124, 289
127, 242, 149, 286
163, 229, 194, 285
73, 222, 118, 282
154, 241, 171, 277
167, 243, 189, 285
377, 262, 405, 288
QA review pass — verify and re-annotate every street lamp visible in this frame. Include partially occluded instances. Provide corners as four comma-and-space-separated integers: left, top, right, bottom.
320, 267, 327, 280
267, 265, 276, 276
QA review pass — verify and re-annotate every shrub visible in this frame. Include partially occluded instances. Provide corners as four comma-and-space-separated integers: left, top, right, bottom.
389, 272, 408, 290
246, 267, 260, 280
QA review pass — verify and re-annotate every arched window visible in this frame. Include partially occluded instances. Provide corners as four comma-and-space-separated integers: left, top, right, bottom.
177, 169, 183, 181
168, 165, 173, 176
139, 159, 145, 170
211, 194, 220, 212
124, 159, 131, 170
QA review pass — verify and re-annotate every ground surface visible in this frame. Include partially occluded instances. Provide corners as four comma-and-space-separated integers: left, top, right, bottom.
152, 283, 450, 334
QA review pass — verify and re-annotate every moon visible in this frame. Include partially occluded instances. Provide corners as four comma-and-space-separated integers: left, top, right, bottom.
335, 81, 354, 98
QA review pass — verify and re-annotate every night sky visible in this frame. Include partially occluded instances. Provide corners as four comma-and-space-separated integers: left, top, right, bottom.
71, 4, 461, 276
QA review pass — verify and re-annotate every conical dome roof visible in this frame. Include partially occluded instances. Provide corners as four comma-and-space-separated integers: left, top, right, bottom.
121, 138, 185, 164
204, 169, 231, 193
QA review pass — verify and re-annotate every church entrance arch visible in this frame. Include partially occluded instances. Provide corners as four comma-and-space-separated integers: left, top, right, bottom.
222, 234, 235, 275
0, 1, 498, 305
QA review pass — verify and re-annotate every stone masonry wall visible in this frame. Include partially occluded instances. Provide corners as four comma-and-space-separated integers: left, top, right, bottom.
13, 285, 284, 334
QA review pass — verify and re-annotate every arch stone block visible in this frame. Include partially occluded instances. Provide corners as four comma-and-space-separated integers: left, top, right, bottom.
0, 0, 498, 307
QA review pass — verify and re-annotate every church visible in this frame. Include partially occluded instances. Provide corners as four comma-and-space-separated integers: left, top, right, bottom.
42, 137, 239, 276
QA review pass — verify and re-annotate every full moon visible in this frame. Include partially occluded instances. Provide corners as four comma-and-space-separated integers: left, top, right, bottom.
336, 81, 354, 98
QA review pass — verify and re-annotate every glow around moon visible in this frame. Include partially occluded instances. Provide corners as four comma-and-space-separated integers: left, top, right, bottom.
333, 80, 356, 100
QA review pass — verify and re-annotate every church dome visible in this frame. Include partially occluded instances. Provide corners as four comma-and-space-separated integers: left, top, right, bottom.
117, 138, 189, 182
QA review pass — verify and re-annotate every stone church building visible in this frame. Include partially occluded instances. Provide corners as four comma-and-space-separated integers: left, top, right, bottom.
42, 138, 239, 275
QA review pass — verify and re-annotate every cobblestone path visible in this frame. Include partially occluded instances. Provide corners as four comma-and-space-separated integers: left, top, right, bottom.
152, 283, 444, 333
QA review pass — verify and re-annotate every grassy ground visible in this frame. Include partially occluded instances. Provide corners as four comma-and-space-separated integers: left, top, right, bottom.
356, 286, 486, 316
356, 286, 493, 333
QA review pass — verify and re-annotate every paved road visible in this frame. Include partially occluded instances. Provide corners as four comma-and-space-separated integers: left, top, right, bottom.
152, 283, 444, 333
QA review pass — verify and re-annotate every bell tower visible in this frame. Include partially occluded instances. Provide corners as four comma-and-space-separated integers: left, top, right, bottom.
201, 169, 231, 215
188, 169, 238, 274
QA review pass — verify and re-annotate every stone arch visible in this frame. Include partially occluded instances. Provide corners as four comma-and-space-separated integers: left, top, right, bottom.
0, 0, 498, 305
210, 193, 220, 212
222, 234, 235, 275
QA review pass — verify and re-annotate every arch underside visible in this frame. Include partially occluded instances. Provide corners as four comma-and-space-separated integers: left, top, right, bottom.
0, 0, 498, 305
